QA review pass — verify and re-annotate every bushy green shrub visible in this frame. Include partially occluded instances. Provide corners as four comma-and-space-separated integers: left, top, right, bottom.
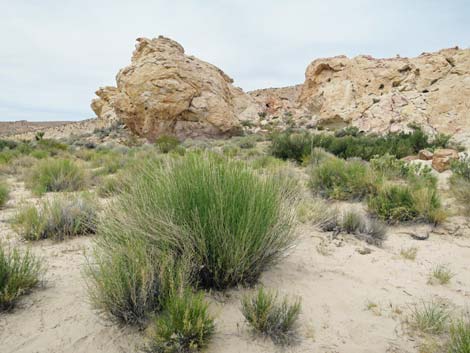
241, 287, 301, 344
309, 157, 379, 200
155, 135, 181, 154
87, 152, 297, 323
147, 289, 215, 353
13, 195, 97, 241
0, 245, 43, 311
27, 158, 85, 194
449, 317, 470, 353
368, 184, 443, 224
0, 182, 9, 208
271, 127, 434, 162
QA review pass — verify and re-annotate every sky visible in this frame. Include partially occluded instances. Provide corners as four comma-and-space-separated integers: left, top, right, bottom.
0, 0, 469, 122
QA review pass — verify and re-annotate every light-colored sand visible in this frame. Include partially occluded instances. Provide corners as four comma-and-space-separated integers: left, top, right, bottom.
1, 181, 469, 353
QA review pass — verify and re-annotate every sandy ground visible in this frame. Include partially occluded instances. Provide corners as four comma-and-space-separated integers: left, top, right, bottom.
1, 179, 469, 353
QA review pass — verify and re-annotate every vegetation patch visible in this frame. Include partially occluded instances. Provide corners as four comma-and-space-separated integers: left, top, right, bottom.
27, 158, 85, 195
241, 287, 301, 345
147, 289, 215, 353
0, 245, 44, 311
13, 195, 97, 241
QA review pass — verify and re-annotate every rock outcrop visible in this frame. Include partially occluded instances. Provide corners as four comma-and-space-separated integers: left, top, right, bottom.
298, 48, 470, 138
91, 36, 256, 140
431, 148, 459, 172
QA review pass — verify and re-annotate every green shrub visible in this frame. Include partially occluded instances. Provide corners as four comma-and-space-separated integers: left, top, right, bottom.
147, 289, 215, 353
0, 245, 43, 311
271, 127, 434, 162
452, 154, 470, 181
409, 300, 450, 334
450, 176, 470, 216
0, 182, 9, 208
241, 287, 301, 344
309, 157, 378, 200
368, 184, 443, 224
27, 158, 85, 194
341, 210, 365, 234
155, 135, 180, 154
87, 152, 297, 323
449, 317, 470, 353
13, 195, 97, 241
97, 176, 121, 198
428, 264, 454, 285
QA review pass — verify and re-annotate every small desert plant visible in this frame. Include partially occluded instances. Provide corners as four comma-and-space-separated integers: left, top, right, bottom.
97, 176, 121, 197
0, 181, 9, 208
27, 158, 85, 194
401, 247, 418, 261
241, 287, 301, 344
451, 154, 470, 181
0, 245, 44, 311
341, 210, 365, 234
317, 207, 340, 232
450, 176, 470, 216
155, 135, 180, 154
428, 264, 454, 285
13, 195, 97, 241
409, 300, 450, 334
368, 184, 443, 224
359, 218, 388, 246
449, 316, 470, 353
296, 198, 335, 226
147, 289, 215, 353
309, 157, 379, 200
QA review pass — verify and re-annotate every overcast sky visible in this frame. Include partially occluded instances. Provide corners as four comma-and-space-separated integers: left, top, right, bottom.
1, 0, 469, 122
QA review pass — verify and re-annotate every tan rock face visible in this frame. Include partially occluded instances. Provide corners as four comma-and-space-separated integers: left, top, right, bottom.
91, 36, 254, 140
298, 48, 470, 138
418, 149, 434, 161
431, 148, 459, 172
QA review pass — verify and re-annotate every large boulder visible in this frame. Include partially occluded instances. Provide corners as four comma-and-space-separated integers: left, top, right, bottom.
297, 48, 470, 138
91, 36, 256, 140
431, 148, 459, 172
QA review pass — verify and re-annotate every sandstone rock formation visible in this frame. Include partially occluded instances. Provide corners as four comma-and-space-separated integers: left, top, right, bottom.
298, 47, 470, 138
431, 148, 459, 172
91, 36, 257, 140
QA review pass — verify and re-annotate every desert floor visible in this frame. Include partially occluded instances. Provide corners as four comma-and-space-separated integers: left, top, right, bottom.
1, 175, 469, 353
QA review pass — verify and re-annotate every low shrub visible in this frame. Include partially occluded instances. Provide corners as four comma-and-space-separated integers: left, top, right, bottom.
449, 316, 470, 353
341, 210, 365, 234
409, 300, 450, 334
241, 287, 301, 344
450, 176, 470, 216
428, 264, 454, 285
0, 245, 44, 311
87, 152, 297, 323
368, 184, 443, 224
97, 176, 121, 198
147, 289, 215, 353
155, 135, 181, 154
309, 157, 379, 200
451, 153, 470, 181
27, 158, 85, 195
271, 127, 434, 162
0, 181, 9, 208
400, 246, 418, 261
13, 195, 97, 241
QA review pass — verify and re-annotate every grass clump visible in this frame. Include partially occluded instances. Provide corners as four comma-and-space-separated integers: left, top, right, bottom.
341, 210, 365, 234
450, 154, 470, 216
309, 157, 378, 200
13, 195, 97, 241
0, 245, 44, 311
0, 181, 9, 208
97, 176, 121, 198
241, 287, 301, 345
147, 289, 215, 353
87, 152, 297, 324
428, 264, 454, 285
449, 316, 470, 353
368, 183, 444, 224
401, 247, 418, 261
409, 300, 450, 335
155, 135, 181, 154
27, 158, 85, 195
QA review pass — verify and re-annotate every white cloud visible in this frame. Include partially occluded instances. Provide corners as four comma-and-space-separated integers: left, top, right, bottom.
0, 0, 468, 121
